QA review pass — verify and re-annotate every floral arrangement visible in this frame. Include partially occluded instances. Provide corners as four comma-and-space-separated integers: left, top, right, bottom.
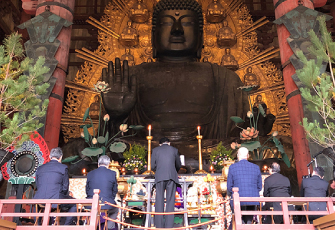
123, 143, 147, 171
209, 142, 233, 170
202, 187, 210, 200
204, 174, 214, 195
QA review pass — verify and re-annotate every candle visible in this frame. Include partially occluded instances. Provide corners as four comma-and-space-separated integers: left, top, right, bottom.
82, 168, 86, 176
148, 124, 152, 136
197, 126, 201, 136
209, 165, 214, 173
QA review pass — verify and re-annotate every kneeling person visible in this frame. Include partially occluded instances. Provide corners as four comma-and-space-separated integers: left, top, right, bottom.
86, 155, 118, 229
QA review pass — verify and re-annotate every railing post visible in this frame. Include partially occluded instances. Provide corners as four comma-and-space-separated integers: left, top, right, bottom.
232, 187, 242, 226
0, 201, 3, 218
282, 201, 290, 224
90, 189, 100, 229
327, 198, 334, 214
42, 203, 51, 226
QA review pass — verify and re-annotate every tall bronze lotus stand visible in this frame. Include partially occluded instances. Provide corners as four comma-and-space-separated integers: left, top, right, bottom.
142, 135, 155, 175
195, 135, 207, 174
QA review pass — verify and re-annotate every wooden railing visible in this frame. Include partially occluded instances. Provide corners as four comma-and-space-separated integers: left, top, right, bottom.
232, 187, 335, 230
0, 189, 100, 230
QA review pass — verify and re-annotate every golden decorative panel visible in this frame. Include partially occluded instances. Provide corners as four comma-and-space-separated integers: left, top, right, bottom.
62, 0, 289, 142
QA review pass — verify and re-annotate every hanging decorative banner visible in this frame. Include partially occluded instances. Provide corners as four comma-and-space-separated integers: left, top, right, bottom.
1, 131, 50, 184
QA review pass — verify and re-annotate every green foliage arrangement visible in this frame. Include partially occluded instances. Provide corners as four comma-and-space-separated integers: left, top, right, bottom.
295, 16, 335, 148
0, 33, 49, 149
123, 143, 147, 171
209, 142, 232, 170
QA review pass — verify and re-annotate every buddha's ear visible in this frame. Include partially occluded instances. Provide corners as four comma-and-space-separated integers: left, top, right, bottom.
196, 31, 204, 60
153, 48, 157, 59
152, 31, 157, 59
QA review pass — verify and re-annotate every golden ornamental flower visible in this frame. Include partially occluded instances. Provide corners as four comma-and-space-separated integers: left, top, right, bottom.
230, 142, 241, 149
92, 138, 97, 144
247, 111, 253, 118
103, 114, 110, 121
240, 127, 259, 140
119, 124, 128, 132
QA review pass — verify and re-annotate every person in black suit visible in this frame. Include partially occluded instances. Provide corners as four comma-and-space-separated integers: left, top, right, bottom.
86, 155, 118, 230
34, 147, 76, 225
263, 162, 291, 224
151, 137, 181, 228
301, 166, 329, 223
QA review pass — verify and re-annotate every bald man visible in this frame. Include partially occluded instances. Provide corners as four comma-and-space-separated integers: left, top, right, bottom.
227, 147, 262, 225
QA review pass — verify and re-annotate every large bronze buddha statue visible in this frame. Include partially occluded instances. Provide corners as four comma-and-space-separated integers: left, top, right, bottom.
102, 0, 248, 142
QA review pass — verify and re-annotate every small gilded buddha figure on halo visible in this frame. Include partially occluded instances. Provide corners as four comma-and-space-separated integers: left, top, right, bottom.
244, 66, 259, 86
130, 0, 149, 23
206, 0, 225, 23
220, 48, 239, 71
89, 95, 101, 119
217, 20, 237, 47
119, 21, 139, 47
121, 48, 135, 66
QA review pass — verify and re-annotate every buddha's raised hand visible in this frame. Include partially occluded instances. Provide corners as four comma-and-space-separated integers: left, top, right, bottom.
101, 58, 136, 119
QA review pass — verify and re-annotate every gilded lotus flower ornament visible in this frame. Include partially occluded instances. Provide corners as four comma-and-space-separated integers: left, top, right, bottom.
93, 81, 111, 93
240, 127, 259, 140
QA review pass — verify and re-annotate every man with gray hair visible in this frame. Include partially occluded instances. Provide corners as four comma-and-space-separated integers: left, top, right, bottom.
263, 162, 291, 223
34, 147, 77, 225
301, 166, 329, 223
86, 155, 118, 230
227, 147, 262, 226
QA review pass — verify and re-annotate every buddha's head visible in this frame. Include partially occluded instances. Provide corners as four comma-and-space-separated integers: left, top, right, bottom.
152, 0, 204, 61
223, 20, 228, 27
247, 66, 252, 73
225, 48, 231, 55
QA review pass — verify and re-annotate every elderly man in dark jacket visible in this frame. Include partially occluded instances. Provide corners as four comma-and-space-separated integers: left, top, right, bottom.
151, 137, 181, 228
301, 166, 329, 223
227, 147, 262, 225
34, 147, 76, 225
86, 155, 118, 230
263, 162, 292, 223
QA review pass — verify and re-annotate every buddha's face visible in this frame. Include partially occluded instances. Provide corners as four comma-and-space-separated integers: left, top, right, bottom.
153, 10, 202, 59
